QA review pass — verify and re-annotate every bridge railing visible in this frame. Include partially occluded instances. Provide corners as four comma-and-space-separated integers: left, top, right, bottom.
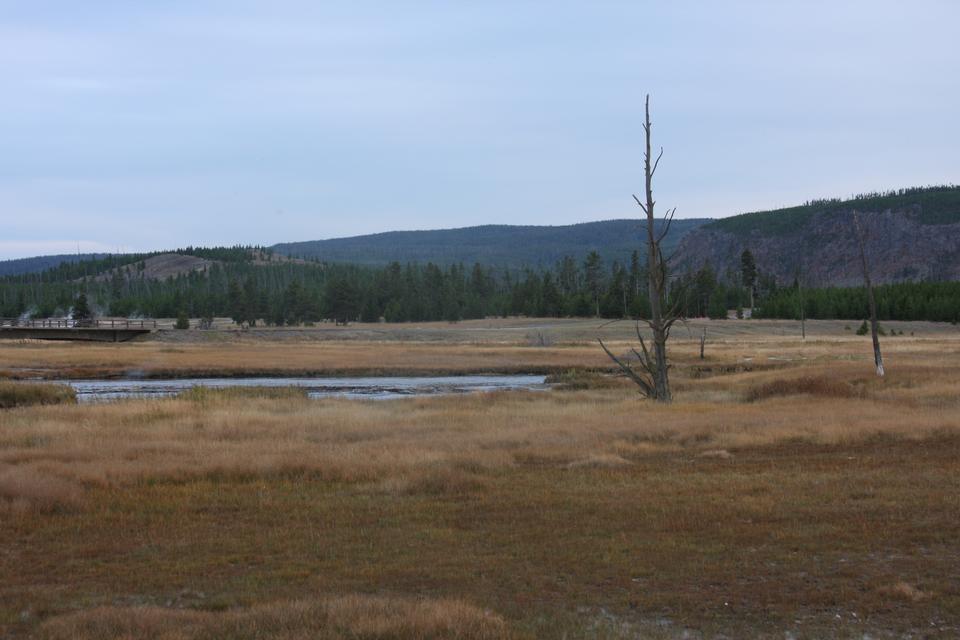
0, 318, 158, 330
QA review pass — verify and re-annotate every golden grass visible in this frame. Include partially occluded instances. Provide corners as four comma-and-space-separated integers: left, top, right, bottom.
39, 594, 508, 640
0, 340, 608, 380
1, 356, 955, 491
744, 375, 863, 402
3, 330, 960, 637
0, 381, 76, 409
1, 317, 956, 380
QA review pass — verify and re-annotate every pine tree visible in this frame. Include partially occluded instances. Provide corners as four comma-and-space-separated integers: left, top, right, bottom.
326, 276, 361, 324
583, 251, 603, 318
72, 293, 93, 322
741, 249, 757, 309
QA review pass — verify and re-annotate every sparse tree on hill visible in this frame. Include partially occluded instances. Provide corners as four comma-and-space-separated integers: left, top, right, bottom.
599, 94, 683, 402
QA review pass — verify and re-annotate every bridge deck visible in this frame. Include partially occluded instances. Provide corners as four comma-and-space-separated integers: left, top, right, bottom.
0, 318, 157, 342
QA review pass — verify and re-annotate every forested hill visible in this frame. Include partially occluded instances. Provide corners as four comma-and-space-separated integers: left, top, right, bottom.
0, 219, 707, 276
676, 185, 960, 287
5, 185, 959, 286
271, 219, 709, 268
0, 253, 108, 277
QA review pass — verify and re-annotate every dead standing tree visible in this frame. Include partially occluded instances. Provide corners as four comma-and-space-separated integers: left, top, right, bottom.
852, 209, 884, 377
599, 94, 682, 402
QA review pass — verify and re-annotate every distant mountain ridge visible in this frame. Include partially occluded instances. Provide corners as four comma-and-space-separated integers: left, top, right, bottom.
0, 253, 108, 277
0, 220, 708, 278
4, 185, 958, 286
676, 185, 960, 286
271, 219, 710, 268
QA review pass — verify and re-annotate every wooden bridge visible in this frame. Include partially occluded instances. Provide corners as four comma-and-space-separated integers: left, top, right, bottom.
0, 318, 158, 342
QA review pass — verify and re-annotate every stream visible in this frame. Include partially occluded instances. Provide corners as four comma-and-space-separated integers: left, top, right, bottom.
60, 375, 549, 402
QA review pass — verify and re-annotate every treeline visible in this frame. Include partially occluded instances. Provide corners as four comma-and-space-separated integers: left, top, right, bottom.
754, 281, 960, 323
1, 248, 957, 324
0, 250, 746, 324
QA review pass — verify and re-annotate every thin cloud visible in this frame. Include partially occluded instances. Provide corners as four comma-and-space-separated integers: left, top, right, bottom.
0, 2, 958, 259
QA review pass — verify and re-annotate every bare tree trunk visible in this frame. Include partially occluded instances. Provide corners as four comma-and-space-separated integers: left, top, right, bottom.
599, 95, 680, 402
642, 95, 672, 401
699, 327, 706, 360
852, 210, 884, 376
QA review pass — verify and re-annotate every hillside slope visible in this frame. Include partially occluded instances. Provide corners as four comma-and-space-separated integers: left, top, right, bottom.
0, 254, 108, 277
272, 219, 710, 268
676, 186, 960, 286
89, 253, 216, 282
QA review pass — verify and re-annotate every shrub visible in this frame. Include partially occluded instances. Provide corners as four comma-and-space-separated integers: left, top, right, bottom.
545, 369, 622, 390
0, 382, 76, 409
175, 310, 190, 330
856, 320, 886, 336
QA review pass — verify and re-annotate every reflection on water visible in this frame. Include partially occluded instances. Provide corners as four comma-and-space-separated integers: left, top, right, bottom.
61, 375, 549, 403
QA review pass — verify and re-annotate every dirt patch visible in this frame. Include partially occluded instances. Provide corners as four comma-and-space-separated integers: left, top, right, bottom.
697, 449, 734, 460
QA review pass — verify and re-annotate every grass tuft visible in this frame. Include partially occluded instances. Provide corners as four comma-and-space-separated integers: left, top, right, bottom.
545, 369, 623, 391
0, 382, 76, 409
878, 581, 929, 603
39, 595, 510, 640
745, 376, 862, 402
0, 464, 83, 512
177, 385, 310, 402
379, 467, 491, 496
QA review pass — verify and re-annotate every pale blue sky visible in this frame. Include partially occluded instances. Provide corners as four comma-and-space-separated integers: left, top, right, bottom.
1, 1, 958, 259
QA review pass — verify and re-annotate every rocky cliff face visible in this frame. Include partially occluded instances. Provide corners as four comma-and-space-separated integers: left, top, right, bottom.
677, 205, 960, 287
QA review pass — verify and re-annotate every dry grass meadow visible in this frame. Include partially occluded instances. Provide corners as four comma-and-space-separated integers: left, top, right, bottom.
2, 318, 960, 638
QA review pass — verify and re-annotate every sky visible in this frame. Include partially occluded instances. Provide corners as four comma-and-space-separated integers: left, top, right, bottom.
1, 1, 958, 259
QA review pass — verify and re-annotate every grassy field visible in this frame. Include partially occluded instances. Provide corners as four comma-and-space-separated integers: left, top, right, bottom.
2, 319, 960, 637
0, 317, 955, 380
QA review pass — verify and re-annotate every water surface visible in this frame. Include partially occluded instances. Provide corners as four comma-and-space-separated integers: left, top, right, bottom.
63, 375, 548, 402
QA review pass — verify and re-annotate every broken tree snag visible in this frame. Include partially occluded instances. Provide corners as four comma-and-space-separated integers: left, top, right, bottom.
852, 209, 884, 377
700, 327, 706, 360
602, 94, 681, 402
